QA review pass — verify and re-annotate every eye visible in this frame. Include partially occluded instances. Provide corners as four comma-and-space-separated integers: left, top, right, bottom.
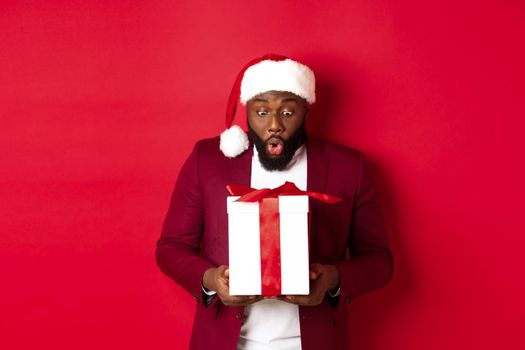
257, 110, 269, 117
282, 110, 293, 117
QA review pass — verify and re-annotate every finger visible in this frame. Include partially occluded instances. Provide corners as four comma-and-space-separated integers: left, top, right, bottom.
284, 295, 309, 305
310, 271, 320, 279
309, 263, 322, 270
284, 295, 301, 303
225, 294, 257, 302
224, 268, 229, 278
215, 265, 226, 277
309, 263, 323, 279
216, 275, 229, 289
285, 292, 324, 306
222, 295, 261, 306
282, 295, 294, 304
296, 296, 322, 306
245, 296, 263, 304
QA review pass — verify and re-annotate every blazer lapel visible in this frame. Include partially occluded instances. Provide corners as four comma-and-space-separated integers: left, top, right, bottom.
228, 144, 253, 187
307, 136, 328, 193
306, 137, 329, 246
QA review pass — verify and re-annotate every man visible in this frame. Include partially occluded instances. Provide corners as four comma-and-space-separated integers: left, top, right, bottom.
156, 54, 393, 350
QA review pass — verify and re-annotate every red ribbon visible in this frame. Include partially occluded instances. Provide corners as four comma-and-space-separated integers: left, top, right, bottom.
258, 197, 281, 295
227, 182, 341, 296
226, 181, 342, 204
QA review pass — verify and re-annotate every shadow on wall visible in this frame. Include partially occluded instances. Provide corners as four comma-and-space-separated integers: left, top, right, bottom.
351, 158, 414, 350
303, 52, 364, 139
301, 52, 413, 349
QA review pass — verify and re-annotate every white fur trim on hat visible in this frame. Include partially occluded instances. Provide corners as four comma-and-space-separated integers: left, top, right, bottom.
220, 124, 249, 158
240, 59, 316, 105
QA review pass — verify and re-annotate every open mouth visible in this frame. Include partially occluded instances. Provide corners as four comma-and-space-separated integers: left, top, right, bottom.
266, 137, 284, 156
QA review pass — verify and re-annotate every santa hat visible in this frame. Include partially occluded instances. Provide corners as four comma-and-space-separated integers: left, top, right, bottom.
220, 54, 316, 158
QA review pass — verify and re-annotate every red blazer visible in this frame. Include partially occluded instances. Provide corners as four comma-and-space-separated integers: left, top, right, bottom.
156, 136, 393, 350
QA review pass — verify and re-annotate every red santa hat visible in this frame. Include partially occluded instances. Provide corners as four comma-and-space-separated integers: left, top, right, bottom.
220, 54, 316, 158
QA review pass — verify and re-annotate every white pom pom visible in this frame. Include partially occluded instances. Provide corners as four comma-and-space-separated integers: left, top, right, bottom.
220, 125, 249, 158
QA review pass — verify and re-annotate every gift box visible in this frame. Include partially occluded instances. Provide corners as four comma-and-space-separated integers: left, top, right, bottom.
226, 182, 341, 296
227, 194, 310, 296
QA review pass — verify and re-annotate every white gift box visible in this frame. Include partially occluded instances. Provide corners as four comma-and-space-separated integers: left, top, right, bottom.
227, 195, 310, 296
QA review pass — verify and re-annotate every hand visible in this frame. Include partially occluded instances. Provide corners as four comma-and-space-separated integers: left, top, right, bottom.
283, 263, 339, 306
203, 265, 262, 306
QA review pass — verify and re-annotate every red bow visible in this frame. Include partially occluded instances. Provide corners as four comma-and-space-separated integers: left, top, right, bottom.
226, 181, 342, 204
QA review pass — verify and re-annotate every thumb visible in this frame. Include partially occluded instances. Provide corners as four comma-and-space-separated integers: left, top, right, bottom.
216, 265, 228, 278
309, 263, 323, 280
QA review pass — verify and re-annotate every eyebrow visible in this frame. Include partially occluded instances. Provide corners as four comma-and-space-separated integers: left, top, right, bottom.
252, 97, 299, 103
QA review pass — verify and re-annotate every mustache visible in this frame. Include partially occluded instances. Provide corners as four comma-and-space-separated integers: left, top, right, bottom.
265, 135, 284, 143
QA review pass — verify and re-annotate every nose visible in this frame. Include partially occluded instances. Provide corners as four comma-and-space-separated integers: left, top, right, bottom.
268, 114, 283, 134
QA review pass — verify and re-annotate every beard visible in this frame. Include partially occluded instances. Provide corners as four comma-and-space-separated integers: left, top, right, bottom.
248, 122, 307, 171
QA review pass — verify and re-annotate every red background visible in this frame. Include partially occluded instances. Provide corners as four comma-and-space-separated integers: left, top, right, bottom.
1, 1, 524, 349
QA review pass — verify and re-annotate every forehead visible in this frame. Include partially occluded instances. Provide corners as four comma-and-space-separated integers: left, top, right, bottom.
248, 91, 307, 105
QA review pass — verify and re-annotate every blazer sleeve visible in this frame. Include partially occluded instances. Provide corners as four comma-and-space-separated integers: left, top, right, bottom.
155, 142, 215, 304
333, 152, 394, 309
